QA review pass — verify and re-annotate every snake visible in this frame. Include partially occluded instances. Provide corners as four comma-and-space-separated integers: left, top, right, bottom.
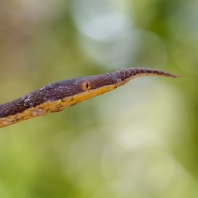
0, 67, 180, 128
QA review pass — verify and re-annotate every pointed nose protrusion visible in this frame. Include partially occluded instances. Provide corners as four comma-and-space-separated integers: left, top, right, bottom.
119, 67, 180, 83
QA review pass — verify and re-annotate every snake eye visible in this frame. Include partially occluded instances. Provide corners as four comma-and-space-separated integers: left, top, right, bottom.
82, 81, 91, 91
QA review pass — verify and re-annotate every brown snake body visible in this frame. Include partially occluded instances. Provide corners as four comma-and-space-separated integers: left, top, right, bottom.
0, 68, 180, 128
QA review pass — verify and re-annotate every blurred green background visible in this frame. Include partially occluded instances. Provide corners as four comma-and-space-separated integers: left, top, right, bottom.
0, 0, 197, 197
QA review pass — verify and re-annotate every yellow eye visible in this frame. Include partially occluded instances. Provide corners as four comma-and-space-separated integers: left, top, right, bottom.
82, 81, 91, 91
